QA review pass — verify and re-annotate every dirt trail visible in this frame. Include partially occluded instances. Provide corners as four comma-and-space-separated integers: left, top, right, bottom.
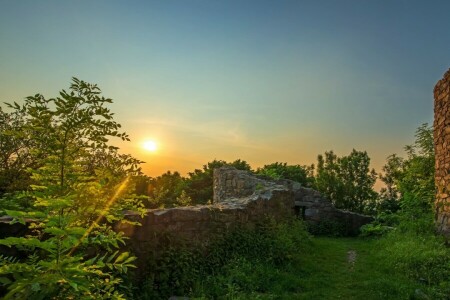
347, 250, 357, 270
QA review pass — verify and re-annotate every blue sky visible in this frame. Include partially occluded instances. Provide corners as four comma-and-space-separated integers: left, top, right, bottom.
1, 0, 449, 177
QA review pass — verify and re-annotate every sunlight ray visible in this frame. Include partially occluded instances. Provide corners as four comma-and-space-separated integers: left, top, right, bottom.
69, 176, 130, 256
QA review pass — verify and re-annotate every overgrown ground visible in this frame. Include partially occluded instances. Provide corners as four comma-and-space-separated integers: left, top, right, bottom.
188, 235, 447, 300
133, 219, 449, 300
267, 237, 423, 300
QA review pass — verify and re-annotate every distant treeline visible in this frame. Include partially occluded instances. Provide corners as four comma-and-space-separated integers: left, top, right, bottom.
131, 123, 433, 217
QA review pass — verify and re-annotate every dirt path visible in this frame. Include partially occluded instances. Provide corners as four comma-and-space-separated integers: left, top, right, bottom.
347, 250, 357, 269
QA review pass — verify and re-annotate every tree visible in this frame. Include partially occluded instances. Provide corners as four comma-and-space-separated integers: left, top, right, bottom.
0, 78, 144, 299
185, 159, 252, 204
256, 162, 314, 187
315, 149, 378, 214
146, 171, 186, 208
378, 124, 434, 214
0, 107, 39, 197
377, 154, 403, 214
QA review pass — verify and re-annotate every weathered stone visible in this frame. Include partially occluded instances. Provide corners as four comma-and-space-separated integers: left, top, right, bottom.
214, 167, 372, 235
434, 68, 450, 239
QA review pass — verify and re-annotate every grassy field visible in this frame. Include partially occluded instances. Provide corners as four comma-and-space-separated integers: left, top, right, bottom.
202, 237, 427, 300
287, 237, 422, 300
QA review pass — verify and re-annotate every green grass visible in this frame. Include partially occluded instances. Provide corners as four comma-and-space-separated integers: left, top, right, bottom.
207, 237, 426, 300
135, 220, 448, 300
290, 237, 419, 300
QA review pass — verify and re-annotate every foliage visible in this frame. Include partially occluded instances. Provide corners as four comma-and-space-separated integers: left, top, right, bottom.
377, 124, 434, 221
184, 159, 252, 205
175, 190, 192, 206
0, 78, 145, 299
135, 218, 311, 299
367, 124, 449, 298
256, 162, 315, 187
359, 223, 393, 237
146, 171, 186, 208
377, 154, 403, 214
132, 175, 152, 196
377, 231, 450, 299
315, 149, 378, 214
0, 107, 38, 196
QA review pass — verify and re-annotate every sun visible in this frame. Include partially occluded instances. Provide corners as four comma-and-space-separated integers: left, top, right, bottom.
143, 140, 158, 152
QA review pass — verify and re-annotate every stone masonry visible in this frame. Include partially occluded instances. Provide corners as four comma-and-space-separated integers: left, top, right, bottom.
1, 167, 373, 276
214, 167, 373, 235
115, 171, 294, 272
434, 68, 450, 238
115, 167, 372, 272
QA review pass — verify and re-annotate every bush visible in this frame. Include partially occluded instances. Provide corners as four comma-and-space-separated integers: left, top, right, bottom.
374, 208, 450, 299
359, 223, 393, 237
134, 218, 311, 299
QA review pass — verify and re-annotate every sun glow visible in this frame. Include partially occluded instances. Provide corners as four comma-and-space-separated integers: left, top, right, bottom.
143, 140, 158, 152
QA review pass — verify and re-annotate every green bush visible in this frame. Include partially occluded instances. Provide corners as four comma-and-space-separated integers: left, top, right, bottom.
359, 223, 393, 237
134, 218, 311, 299
376, 218, 450, 299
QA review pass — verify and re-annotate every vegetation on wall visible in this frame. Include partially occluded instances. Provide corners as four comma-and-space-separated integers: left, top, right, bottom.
134, 218, 311, 299
256, 162, 315, 187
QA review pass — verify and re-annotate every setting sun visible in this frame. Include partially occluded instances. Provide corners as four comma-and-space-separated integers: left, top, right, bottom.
143, 140, 158, 152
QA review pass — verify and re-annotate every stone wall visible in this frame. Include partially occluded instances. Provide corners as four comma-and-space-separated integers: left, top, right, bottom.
213, 167, 373, 235
434, 68, 450, 238
213, 167, 287, 202
117, 167, 373, 269
0, 167, 373, 275
115, 175, 295, 272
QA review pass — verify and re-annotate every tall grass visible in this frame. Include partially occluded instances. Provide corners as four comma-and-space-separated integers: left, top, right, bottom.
374, 219, 450, 299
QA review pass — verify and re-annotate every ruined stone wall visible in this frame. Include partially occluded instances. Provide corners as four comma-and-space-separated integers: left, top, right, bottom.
434, 68, 450, 238
115, 177, 295, 272
213, 167, 373, 235
213, 167, 286, 202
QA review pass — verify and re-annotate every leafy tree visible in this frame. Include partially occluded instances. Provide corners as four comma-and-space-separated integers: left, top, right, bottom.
0, 78, 144, 299
315, 149, 377, 214
132, 174, 152, 196
378, 124, 434, 216
256, 162, 315, 187
0, 107, 39, 197
146, 171, 186, 208
185, 159, 252, 204
377, 154, 403, 214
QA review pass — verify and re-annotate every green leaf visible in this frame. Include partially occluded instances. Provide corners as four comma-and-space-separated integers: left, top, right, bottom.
69, 281, 78, 291
0, 277, 12, 285
114, 252, 129, 264
44, 227, 65, 236
31, 282, 40, 291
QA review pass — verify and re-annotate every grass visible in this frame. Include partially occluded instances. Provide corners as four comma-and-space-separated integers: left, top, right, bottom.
135, 220, 449, 300
289, 237, 420, 300
203, 237, 427, 300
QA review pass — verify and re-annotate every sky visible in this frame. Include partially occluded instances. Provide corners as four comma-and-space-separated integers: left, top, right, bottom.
1, 0, 449, 179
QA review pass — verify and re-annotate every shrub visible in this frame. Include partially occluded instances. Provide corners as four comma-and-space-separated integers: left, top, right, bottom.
359, 223, 393, 237
134, 218, 311, 299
